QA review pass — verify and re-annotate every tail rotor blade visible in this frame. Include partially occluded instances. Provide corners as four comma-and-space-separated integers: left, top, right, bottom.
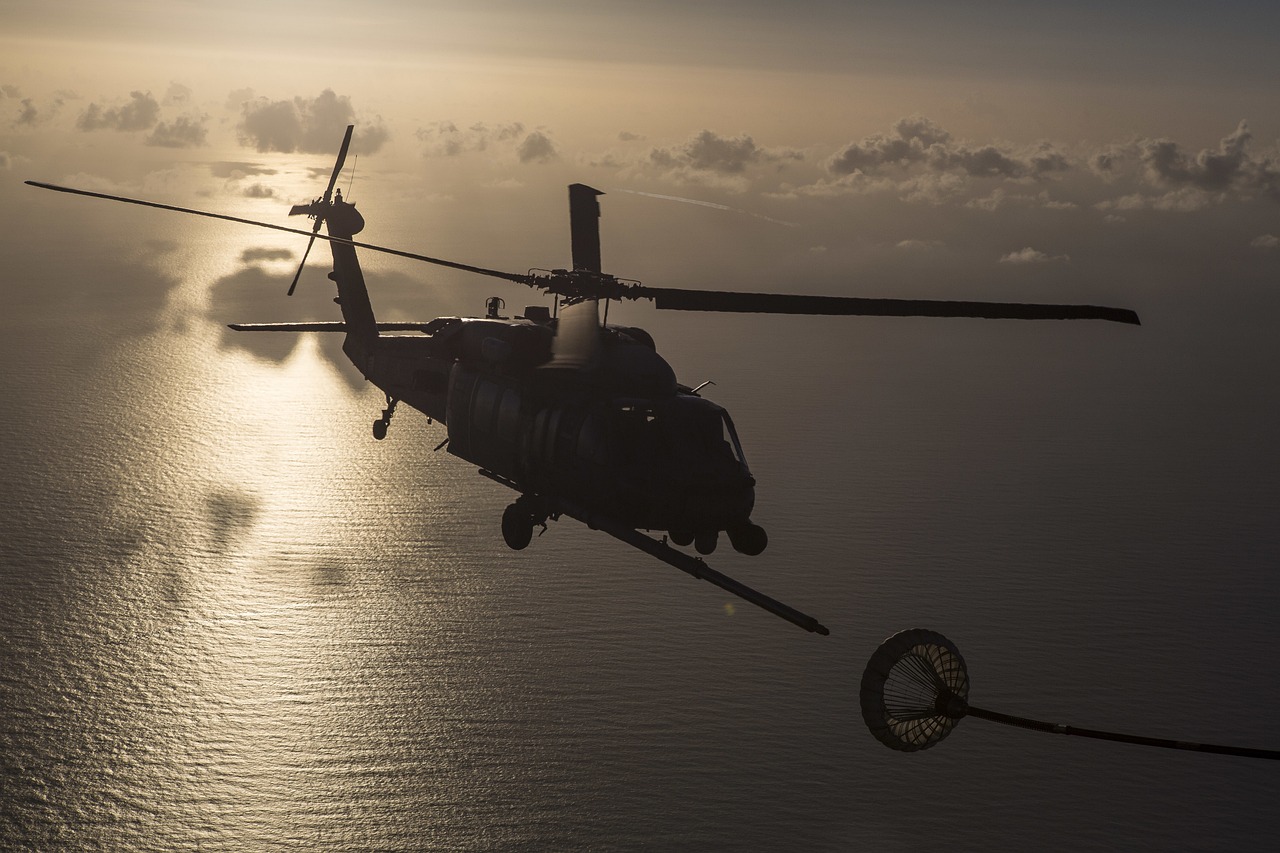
289, 125, 353, 296
287, 233, 317, 296
324, 125, 354, 203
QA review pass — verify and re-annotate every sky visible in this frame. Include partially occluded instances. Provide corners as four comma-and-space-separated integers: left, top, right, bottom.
3, 2, 1278, 301
2, 0, 1279, 390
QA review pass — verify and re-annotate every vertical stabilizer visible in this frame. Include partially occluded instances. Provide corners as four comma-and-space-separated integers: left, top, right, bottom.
324, 196, 379, 369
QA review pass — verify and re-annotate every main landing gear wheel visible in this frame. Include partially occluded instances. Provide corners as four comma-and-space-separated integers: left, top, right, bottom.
373, 394, 398, 440
501, 503, 534, 550
728, 523, 768, 556
669, 529, 694, 547
694, 531, 718, 555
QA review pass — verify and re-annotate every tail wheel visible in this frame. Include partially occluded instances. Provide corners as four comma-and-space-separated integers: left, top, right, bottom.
501, 503, 534, 550
372, 419, 388, 440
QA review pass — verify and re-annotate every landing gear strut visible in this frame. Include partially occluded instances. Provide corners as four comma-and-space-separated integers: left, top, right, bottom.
372, 395, 398, 440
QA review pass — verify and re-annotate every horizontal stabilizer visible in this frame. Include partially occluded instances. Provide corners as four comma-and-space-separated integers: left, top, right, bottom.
228, 322, 440, 333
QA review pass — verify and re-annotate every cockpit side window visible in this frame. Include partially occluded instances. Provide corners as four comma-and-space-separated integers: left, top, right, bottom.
615, 404, 666, 465
721, 413, 747, 468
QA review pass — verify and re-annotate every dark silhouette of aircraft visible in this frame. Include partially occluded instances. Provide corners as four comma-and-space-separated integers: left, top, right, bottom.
27, 126, 1140, 635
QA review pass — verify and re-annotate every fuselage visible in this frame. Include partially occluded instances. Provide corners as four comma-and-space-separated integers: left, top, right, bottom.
320, 196, 759, 545
363, 314, 758, 536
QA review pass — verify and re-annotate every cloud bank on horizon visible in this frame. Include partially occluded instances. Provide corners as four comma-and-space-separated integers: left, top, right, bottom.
9, 81, 1277, 221
4, 70, 1277, 309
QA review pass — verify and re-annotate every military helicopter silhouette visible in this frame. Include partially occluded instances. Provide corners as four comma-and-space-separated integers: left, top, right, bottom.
28, 125, 1139, 636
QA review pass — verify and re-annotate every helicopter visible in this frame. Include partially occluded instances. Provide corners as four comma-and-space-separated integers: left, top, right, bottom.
27, 125, 1139, 636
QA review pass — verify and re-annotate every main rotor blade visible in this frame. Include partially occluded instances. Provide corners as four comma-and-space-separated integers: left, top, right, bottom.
568, 183, 603, 273
25, 181, 534, 286
549, 298, 602, 369
323, 125, 354, 203
635, 286, 1141, 325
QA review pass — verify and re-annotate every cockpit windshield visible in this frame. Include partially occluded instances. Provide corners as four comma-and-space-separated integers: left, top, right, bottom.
615, 396, 749, 476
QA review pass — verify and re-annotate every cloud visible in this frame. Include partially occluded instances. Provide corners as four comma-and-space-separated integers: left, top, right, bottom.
517, 130, 557, 163
650, 130, 802, 175
828, 116, 949, 174
799, 118, 1278, 217
11, 91, 71, 128
1095, 121, 1280, 202
1095, 187, 1218, 213
1090, 147, 1125, 176
827, 116, 1070, 181
76, 90, 161, 132
791, 170, 967, 204
242, 183, 275, 198
927, 144, 1022, 178
1026, 142, 1072, 176
146, 115, 208, 148
226, 88, 255, 111
0, 151, 10, 169
967, 188, 1077, 211
998, 247, 1070, 264
1251, 234, 1279, 250
416, 120, 524, 156
415, 121, 558, 165
15, 98, 39, 126
618, 130, 644, 142
241, 247, 294, 262
896, 238, 944, 251
1, 84, 20, 99
236, 89, 388, 154
898, 171, 969, 204
587, 152, 626, 169
1141, 121, 1252, 191
209, 162, 277, 178
163, 82, 192, 106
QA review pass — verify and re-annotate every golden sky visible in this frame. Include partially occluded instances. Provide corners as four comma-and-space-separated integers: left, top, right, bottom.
2, 0, 1278, 319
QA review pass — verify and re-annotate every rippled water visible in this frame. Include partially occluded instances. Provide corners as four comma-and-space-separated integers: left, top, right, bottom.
4, 202, 1280, 850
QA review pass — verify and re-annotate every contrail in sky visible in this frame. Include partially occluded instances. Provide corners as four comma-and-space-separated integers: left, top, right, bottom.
610, 188, 798, 227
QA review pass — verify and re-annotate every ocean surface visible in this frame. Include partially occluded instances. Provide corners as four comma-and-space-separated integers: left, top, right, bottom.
3, 193, 1280, 851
